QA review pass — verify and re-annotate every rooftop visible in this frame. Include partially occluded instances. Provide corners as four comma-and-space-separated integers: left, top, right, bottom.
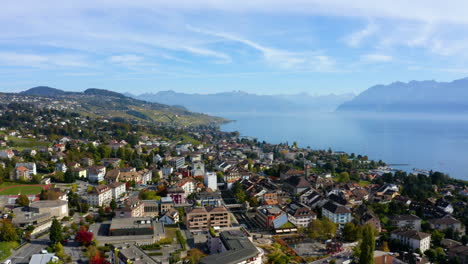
200, 231, 259, 264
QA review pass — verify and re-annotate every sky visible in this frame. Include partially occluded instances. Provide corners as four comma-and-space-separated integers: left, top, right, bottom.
2, 0, 468, 95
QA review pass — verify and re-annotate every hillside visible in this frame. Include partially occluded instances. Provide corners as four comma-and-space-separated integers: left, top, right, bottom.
129, 91, 354, 113
9, 87, 227, 126
336, 77, 468, 113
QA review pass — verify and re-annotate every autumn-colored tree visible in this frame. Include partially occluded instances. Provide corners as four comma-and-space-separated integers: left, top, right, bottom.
76, 226, 94, 245
0, 219, 19, 241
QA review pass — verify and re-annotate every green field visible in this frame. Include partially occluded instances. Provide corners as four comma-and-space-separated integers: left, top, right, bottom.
0, 241, 19, 261
0, 184, 45, 195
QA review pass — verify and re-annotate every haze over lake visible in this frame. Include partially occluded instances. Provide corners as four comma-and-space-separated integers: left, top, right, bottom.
217, 111, 468, 180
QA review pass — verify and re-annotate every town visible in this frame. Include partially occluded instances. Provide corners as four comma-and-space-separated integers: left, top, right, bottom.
0, 95, 467, 264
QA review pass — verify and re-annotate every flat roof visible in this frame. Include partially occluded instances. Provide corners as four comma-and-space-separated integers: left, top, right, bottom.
200, 231, 259, 264
109, 217, 153, 230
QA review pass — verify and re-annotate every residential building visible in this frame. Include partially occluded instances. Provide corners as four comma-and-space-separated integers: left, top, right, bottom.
167, 156, 185, 169
177, 178, 196, 196
55, 163, 67, 173
101, 158, 121, 168
322, 201, 352, 225
390, 215, 422, 231
255, 205, 288, 229
86, 184, 112, 206
185, 206, 230, 231
283, 176, 311, 195
71, 167, 87, 179
167, 187, 187, 204
159, 197, 175, 214
284, 203, 317, 227
15, 162, 37, 175
108, 182, 126, 200
115, 198, 144, 218
0, 149, 15, 159
192, 162, 205, 177
429, 215, 464, 233
390, 229, 431, 253
196, 191, 223, 207
159, 208, 179, 225
15, 166, 32, 180
204, 171, 218, 191
88, 166, 106, 183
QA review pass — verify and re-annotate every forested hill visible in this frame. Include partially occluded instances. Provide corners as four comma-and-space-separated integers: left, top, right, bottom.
5, 86, 227, 126
336, 77, 468, 113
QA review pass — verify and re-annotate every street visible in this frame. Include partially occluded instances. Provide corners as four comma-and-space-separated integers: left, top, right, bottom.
9, 238, 49, 264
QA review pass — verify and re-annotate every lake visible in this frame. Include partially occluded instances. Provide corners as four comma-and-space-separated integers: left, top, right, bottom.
215, 111, 468, 180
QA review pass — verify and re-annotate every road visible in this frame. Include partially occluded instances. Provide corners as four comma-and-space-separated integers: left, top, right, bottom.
9, 237, 49, 264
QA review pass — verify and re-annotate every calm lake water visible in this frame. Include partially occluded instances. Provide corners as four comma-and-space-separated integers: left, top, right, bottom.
215, 111, 468, 180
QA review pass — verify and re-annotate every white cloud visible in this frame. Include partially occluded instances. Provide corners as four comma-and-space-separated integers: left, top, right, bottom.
109, 54, 143, 64
345, 22, 378, 47
360, 53, 393, 63
0, 52, 88, 68
188, 26, 335, 71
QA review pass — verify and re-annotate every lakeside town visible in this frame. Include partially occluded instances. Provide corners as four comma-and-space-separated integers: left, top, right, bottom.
0, 94, 467, 264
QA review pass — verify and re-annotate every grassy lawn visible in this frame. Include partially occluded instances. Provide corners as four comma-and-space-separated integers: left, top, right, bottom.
165, 227, 178, 244
0, 185, 44, 195
7, 137, 50, 149
0, 241, 19, 261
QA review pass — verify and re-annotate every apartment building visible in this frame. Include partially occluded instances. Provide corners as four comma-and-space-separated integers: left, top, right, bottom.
86, 184, 112, 206
185, 206, 230, 231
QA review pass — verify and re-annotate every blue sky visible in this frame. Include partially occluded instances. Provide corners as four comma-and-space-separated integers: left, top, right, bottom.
2, 0, 468, 95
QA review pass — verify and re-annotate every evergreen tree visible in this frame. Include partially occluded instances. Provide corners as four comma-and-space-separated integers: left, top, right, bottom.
359, 224, 375, 264
110, 199, 117, 211
50, 218, 63, 244
64, 169, 75, 183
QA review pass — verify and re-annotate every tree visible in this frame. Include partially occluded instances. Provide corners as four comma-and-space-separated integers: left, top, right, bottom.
16, 194, 30, 207
322, 218, 337, 239
50, 218, 64, 244
0, 219, 19, 241
76, 226, 94, 245
64, 170, 75, 183
343, 222, 361, 242
338, 172, 350, 183
110, 199, 117, 211
186, 248, 206, 264
358, 224, 375, 264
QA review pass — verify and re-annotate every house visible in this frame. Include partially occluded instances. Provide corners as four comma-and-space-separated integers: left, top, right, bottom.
15, 166, 32, 180
215, 161, 231, 172
390, 229, 431, 253
53, 143, 66, 152
159, 197, 175, 214
80, 157, 94, 167
101, 158, 121, 168
153, 154, 163, 163
87, 166, 106, 183
322, 201, 352, 225
55, 163, 67, 173
284, 203, 317, 227
110, 243, 158, 264
115, 198, 144, 218
429, 215, 464, 233
15, 162, 37, 175
0, 149, 15, 159
300, 189, 323, 208
177, 178, 196, 196
436, 199, 454, 214
390, 215, 422, 231
161, 166, 173, 177
71, 167, 87, 179
159, 208, 179, 225
185, 206, 230, 231
108, 182, 126, 200
86, 184, 112, 206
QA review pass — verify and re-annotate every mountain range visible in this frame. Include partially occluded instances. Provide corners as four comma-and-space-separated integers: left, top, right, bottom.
10, 86, 226, 126
337, 77, 468, 113
127, 91, 355, 113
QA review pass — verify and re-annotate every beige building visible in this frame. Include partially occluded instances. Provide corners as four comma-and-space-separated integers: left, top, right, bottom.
87, 184, 112, 206
115, 198, 144, 218
185, 206, 230, 231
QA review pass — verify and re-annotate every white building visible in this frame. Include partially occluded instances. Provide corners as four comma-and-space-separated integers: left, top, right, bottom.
109, 182, 126, 200
204, 172, 218, 191
0, 149, 15, 159
15, 162, 37, 175
87, 166, 106, 183
192, 162, 205, 177
391, 230, 431, 253
322, 201, 352, 225
86, 185, 112, 206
